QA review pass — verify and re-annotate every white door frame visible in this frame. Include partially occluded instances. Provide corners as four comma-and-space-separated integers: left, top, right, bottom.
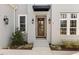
18, 14, 27, 33
35, 15, 47, 38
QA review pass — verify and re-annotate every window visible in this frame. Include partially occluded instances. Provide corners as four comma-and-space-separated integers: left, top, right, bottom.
18, 15, 27, 33
60, 13, 67, 19
60, 12, 77, 35
60, 20, 67, 35
70, 20, 76, 35
71, 13, 77, 18
20, 16, 25, 31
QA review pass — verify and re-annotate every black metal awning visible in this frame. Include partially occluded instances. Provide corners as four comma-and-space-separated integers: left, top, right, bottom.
33, 5, 51, 11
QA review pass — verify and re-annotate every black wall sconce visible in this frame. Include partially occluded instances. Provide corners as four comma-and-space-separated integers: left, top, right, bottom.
4, 16, 9, 25
32, 19, 34, 24
49, 18, 51, 24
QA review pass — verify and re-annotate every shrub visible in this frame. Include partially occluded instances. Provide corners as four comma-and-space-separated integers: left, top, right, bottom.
62, 40, 79, 49
72, 41, 79, 49
50, 40, 79, 50
62, 40, 73, 48
50, 44, 62, 50
10, 28, 27, 48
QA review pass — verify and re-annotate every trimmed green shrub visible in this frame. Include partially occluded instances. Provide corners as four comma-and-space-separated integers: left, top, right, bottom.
50, 44, 62, 50
72, 41, 79, 49
10, 28, 27, 48
62, 40, 73, 48
62, 40, 79, 49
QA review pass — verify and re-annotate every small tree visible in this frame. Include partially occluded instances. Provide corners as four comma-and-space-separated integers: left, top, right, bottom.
10, 28, 25, 48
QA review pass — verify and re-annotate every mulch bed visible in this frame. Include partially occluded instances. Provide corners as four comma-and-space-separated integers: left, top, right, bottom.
3, 43, 33, 50
49, 45, 79, 51
3, 48, 33, 50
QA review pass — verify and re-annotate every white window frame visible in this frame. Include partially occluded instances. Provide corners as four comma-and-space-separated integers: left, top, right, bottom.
60, 13, 68, 35
18, 14, 27, 33
70, 20, 77, 35
60, 20, 67, 35
60, 12, 78, 35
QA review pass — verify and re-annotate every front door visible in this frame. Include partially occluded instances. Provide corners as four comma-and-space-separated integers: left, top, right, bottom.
38, 18, 45, 36
36, 16, 46, 38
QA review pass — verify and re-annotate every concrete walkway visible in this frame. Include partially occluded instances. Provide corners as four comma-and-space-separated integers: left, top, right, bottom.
0, 47, 78, 55
72, 52, 79, 55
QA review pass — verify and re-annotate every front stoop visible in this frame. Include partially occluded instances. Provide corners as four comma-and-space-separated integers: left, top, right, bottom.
34, 39, 49, 47
32, 47, 52, 55
32, 39, 53, 54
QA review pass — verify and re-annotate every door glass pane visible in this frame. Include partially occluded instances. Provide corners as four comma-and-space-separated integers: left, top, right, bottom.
41, 21, 43, 25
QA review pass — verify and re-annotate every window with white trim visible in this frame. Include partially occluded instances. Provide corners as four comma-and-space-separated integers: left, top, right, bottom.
60, 20, 67, 35
60, 13, 77, 35
70, 20, 76, 35
20, 16, 25, 31
60, 13, 67, 35
18, 15, 27, 33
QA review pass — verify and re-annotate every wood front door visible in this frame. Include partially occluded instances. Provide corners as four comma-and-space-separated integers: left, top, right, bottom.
37, 17, 46, 38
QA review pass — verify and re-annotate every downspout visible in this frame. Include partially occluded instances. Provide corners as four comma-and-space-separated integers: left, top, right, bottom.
50, 5, 52, 44
14, 8, 16, 33
8, 4, 16, 33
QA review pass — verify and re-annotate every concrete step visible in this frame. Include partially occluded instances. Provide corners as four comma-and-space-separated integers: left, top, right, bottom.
34, 39, 49, 47
32, 47, 52, 55
33, 47, 50, 51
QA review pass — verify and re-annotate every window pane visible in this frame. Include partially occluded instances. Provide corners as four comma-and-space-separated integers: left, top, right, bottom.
70, 28, 76, 35
71, 14, 77, 18
20, 27, 25, 31
20, 16, 25, 23
70, 20, 76, 27
60, 28, 67, 35
60, 13, 67, 19
20, 24, 25, 28
60, 20, 67, 27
